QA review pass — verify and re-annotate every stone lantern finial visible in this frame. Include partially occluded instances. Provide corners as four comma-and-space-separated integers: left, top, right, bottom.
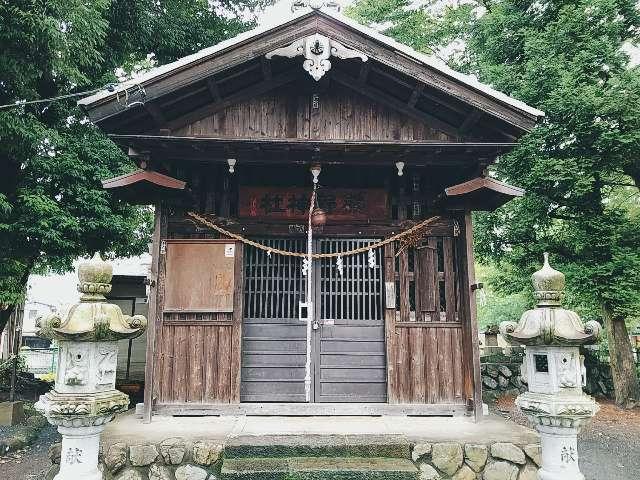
532, 252, 565, 307
37, 254, 147, 342
36, 254, 147, 480
77, 252, 113, 299
500, 253, 601, 346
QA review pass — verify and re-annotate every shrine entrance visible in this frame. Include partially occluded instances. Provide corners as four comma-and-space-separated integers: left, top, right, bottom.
240, 238, 387, 403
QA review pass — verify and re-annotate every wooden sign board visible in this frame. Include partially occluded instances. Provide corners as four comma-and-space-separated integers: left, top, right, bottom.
238, 187, 388, 222
163, 240, 235, 313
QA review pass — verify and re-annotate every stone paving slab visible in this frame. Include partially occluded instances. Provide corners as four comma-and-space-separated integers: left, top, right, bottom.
102, 411, 538, 447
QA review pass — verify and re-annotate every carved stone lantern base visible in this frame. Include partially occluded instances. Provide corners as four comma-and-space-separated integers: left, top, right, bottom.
55, 424, 106, 480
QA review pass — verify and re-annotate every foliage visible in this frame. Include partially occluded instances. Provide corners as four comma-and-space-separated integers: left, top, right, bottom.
349, 0, 640, 325
475, 263, 530, 330
349, 0, 640, 403
0, 355, 28, 387
0, 0, 268, 329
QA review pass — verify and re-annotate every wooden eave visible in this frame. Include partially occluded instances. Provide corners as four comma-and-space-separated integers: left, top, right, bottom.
109, 134, 518, 166
79, 10, 542, 139
444, 176, 525, 211
102, 169, 187, 204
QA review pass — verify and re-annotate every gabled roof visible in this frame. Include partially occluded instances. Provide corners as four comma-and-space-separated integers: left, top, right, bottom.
80, 6, 543, 136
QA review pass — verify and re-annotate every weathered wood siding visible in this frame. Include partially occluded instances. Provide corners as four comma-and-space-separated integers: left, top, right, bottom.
385, 230, 469, 405
152, 236, 244, 406
175, 85, 452, 141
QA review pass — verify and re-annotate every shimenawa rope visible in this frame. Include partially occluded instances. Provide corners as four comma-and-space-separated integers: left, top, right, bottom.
186, 211, 440, 259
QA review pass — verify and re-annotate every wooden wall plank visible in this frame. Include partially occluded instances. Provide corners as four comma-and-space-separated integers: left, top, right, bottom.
188, 325, 204, 402
173, 84, 451, 141
410, 329, 425, 403
443, 237, 456, 322
203, 326, 219, 402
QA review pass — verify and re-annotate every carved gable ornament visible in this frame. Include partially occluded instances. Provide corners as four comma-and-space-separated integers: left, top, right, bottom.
266, 33, 368, 81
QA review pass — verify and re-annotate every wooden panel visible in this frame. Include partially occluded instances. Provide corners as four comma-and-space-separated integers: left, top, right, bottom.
389, 325, 465, 404
164, 240, 235, 313
154, 321, 236, 404
387, 229, 467, 405
174, 84, 452, 141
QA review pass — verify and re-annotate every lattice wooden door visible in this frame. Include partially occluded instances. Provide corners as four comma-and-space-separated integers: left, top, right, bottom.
240, 238, 386, 403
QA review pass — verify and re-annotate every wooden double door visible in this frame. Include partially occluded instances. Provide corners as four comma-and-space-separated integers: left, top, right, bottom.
240, 238, 387, 403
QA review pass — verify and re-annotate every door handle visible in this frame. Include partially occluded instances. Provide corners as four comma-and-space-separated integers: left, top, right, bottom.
312, 320, 320, 330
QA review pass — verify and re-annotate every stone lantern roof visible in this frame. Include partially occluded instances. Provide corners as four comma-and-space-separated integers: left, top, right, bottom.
500, 253, 601, 346
36, 253, 147, 342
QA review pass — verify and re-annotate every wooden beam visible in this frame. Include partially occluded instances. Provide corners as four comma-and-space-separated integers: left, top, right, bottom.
458, 212, 483, 422
371, 66, 466, 115
153, 402, 469, 416
408, 83, 425, 108
143, 203, 166, 423
459, 109, 483, 134
166, 70, 302, 131
230, 242, 244, 403
206, 77, 222, 102
261, 57, 272, 80
144, 102, 166, 128
358, 62, 371, 84
331, 69, 462, 138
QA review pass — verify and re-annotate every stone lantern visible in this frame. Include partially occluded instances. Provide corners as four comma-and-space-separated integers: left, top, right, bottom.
500, 253, 600, 480
36, 254, 147, 480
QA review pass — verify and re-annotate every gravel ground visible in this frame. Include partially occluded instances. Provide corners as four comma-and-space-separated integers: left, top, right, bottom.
495, 396, 640, 480
0, 425, 59, 480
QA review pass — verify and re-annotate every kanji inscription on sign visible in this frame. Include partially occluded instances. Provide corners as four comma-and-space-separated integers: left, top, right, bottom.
239, 187, 388, 222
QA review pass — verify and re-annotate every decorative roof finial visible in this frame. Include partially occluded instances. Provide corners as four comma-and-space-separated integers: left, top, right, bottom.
77, 252, 113, 300
532, 252, 565, 307
291, 0, 341, 13
36, 254, 147, 342
499, 253, 601, 346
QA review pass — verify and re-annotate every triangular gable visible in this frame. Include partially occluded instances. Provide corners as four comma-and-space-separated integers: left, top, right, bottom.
80, 7, 543, 139
174, 84, 455, 141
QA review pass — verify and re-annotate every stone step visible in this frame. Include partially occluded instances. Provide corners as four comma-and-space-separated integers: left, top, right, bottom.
223, 435, 412, 459
220, 456, 419, 480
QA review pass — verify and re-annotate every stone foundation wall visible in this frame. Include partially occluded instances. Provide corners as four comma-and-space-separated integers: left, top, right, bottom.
480, 362, 526, 402
48, 438, 541, 480
411, 441, 540, 480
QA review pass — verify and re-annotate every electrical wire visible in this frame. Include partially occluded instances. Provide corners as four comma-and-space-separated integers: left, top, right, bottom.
0, 84, 118, 110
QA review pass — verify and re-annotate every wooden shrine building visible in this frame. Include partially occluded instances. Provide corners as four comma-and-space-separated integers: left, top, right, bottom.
80, 5, 542, 422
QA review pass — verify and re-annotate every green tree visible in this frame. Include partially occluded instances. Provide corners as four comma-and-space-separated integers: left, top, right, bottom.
0, 0, 267, 335
348, 0, 640, 407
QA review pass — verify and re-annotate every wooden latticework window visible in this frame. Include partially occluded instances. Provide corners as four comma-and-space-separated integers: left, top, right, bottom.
393, 236, 460, 323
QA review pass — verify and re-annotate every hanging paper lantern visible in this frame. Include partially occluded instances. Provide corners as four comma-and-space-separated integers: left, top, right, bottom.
311, 207, 327, 227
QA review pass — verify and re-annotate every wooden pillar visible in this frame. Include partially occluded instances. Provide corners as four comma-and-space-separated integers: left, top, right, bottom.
384, 242, 398, 403
458, 212, 483, 421
230, 242, 244, 403
143, 203, 167, 423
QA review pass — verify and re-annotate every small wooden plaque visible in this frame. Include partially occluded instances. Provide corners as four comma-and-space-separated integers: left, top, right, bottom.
163, 240, 235, 313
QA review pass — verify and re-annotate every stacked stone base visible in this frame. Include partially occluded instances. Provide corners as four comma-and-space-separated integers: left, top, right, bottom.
47, 438, 541, 480
412, 441, 540, 480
